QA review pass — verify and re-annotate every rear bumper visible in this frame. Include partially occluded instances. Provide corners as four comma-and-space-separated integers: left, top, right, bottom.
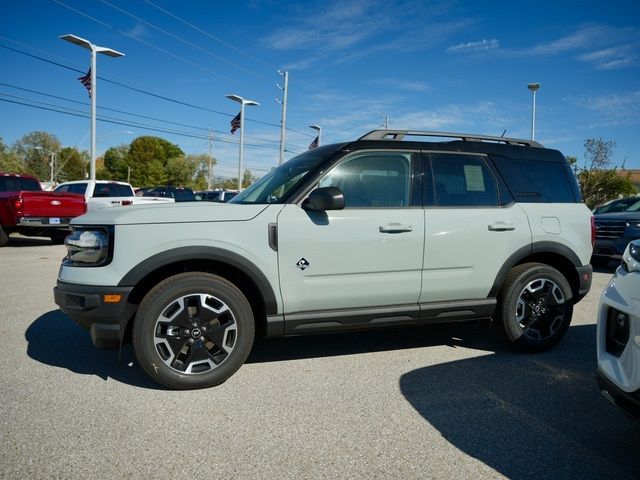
18, 216, 73, 227
596, 368, 640, 422
576, 264, 593, 301
53, 281, 136, 349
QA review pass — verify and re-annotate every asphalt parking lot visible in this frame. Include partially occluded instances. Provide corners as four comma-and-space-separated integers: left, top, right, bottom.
1, 235, 639, 479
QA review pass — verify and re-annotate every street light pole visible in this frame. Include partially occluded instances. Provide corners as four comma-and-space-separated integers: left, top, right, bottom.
60, 34, 124, 181
527, 82, 541, 141
277, 70, 289, 165
35, 147, 56, 188
226, 94, 260, 191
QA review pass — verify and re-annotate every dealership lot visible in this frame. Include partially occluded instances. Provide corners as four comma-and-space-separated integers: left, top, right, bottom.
1, 236, 639, 479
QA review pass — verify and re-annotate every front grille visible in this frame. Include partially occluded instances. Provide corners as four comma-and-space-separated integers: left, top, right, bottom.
595, 220, 626, 239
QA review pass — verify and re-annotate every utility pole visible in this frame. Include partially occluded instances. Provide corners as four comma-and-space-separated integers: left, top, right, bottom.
277, 70, 289, 165
208, 129, 214, 190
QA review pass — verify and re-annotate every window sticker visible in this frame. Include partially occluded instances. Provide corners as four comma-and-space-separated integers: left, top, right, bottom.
463, 164, 485, 192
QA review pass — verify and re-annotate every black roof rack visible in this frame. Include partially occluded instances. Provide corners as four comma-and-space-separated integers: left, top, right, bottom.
358, 129, 543, 148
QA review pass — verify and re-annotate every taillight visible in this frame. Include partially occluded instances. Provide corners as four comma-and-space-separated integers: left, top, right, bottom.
590, 216, 595, 249
11, 196, 23, 214
121, 200, 133, 206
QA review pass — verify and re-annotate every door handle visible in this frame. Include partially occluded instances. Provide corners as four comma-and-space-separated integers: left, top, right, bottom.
488, 223, 515, 231
379, 223, 413, 233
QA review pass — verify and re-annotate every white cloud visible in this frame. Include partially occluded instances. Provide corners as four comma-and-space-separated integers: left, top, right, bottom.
370, 78, 431, 92
570, 90, 640, 127
446, 38, 499, 53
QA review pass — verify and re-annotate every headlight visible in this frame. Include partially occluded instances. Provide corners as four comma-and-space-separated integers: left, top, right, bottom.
63, 227, 112, 266
627, 221, 640, 229
622, 239, 640, 273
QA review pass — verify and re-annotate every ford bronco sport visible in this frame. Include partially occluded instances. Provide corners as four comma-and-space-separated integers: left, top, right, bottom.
54, 130, 594, 389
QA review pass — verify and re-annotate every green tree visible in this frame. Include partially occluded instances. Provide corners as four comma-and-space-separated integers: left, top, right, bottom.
166, 156, 196, 186
125, 136, 184, 186
13, 131, 61, 181
0, 137, 24, 173
576, 138, 637, 209
102, 144, 130, 181
186, 153, 215, 191
242, 169, 256, 188
57, 147, 87, 182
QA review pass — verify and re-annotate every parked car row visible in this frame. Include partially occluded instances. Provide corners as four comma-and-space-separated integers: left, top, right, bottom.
592, 196, 640, 266
134, 186, 238, 203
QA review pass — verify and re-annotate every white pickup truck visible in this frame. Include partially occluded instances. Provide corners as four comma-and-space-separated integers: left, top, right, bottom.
54, 180, 174, 212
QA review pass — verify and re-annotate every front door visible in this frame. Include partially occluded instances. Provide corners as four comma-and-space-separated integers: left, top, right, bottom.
277, 150, 425, 331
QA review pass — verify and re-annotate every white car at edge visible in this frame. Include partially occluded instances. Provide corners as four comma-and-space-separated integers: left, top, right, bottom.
597, 239, 640, 421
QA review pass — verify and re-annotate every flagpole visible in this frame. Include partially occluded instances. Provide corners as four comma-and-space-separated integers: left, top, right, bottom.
90, 46, 97, 181
226, 94, 259, 192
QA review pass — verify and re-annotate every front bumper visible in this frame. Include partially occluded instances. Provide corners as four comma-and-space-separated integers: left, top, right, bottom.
53, 281, 136, 349
596, 369, 640, 422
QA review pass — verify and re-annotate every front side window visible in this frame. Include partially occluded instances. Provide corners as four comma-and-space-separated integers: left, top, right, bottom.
429, 153, 498, 207
231, 144, 345, 204
318, 151, 415, 208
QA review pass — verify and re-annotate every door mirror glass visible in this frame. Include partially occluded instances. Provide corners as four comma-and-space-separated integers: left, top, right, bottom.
302, 187, 345, 211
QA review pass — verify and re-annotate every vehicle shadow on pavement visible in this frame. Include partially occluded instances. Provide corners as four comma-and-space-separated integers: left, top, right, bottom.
25, 310, 162, 389
399, 324, 640, 479
248, 320, 502, 363
5, 236, 57, 247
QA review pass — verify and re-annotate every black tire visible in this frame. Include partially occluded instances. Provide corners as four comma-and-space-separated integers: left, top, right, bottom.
49, 231, 68, 245
495, 262, 573, 352
0, 226, 8, 247
132, 272, 255, 390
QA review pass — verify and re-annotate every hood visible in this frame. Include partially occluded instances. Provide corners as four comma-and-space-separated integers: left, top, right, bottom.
71, 201, 269, 225
594, 211, 640, 221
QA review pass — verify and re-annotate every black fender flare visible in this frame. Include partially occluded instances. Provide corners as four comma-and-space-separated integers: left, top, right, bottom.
118, 246, 278, 315
488, 241, 582, 297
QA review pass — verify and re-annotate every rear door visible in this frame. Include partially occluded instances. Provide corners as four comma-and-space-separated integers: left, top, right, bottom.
276, 149, 425, 330
421, 151, 531, 303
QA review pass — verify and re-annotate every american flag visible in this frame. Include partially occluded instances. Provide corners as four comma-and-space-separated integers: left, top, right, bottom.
77, 68, 92, 97
230, 112, 241, 134
308, 135, 319, 149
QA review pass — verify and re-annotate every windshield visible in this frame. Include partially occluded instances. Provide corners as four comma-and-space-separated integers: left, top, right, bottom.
594, 197, 640, 214
230, 144, 344, 204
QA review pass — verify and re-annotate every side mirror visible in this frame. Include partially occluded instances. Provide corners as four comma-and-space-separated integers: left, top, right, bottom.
302, 187, 345, 211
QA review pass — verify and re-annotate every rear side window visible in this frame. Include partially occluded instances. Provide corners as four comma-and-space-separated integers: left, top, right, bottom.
491, 157, 577, 203
0, 177, 41, 192
428, 153, 499, 207
92, 183, 134, 197
70, 183, 87, 195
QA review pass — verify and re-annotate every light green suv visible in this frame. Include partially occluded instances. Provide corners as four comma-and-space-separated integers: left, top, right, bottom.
54, 130, 594, 389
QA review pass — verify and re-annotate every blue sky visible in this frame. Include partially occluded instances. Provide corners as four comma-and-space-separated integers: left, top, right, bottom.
1, 0, 639, 179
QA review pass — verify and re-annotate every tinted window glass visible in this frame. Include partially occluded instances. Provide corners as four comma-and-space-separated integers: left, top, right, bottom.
92, 183, 133, 197
319, 151, 414, 208
491, 157, 576, 203
70, 183, 87, 195
429, 153, 498, 207
174, 189, 195, 201
0, 177, 41, 192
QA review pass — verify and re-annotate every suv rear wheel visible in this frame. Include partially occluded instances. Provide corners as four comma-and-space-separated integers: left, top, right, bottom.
496, 262, 573, 352
133, 272, 255, 389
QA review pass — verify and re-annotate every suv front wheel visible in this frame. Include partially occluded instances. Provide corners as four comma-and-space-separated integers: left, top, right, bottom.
133, 272, 255, 389
496, 263, 573, 352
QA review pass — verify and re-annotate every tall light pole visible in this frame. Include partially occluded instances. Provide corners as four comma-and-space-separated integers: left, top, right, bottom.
226, 94, 259, 191
60, 34, 124, 181
277, 70, 289, 165
35, 147, 56, 188
309, 125, 321, 147
527, 82, 541, 141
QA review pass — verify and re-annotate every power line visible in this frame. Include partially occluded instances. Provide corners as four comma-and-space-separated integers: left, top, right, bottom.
99, 0, 271, 82
52, 0, 240, 84
0, 42, 291, 130
143, 0, 277, 70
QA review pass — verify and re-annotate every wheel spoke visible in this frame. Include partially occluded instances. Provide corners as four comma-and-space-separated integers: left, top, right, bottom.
153, 292, 237, 374
516, 277, 565, 342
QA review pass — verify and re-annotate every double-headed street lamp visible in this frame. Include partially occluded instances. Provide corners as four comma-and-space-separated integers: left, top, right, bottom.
226, 94, 259, 191
60, 34, 124, 181
527, 82, 541, 141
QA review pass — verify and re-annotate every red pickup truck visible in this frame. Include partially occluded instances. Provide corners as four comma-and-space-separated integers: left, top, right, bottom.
0, 173, 86, 246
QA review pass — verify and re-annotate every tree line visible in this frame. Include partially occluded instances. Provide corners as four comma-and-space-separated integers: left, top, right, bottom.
0, 131, 636, 204
0, 130, 256, 190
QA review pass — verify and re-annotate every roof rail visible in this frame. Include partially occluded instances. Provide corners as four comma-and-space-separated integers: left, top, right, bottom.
358, 129, 543, 147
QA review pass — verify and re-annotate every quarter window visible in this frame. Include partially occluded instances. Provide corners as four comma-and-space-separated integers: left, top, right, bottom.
429, 153, 498, 207
318, 151, 415, 208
